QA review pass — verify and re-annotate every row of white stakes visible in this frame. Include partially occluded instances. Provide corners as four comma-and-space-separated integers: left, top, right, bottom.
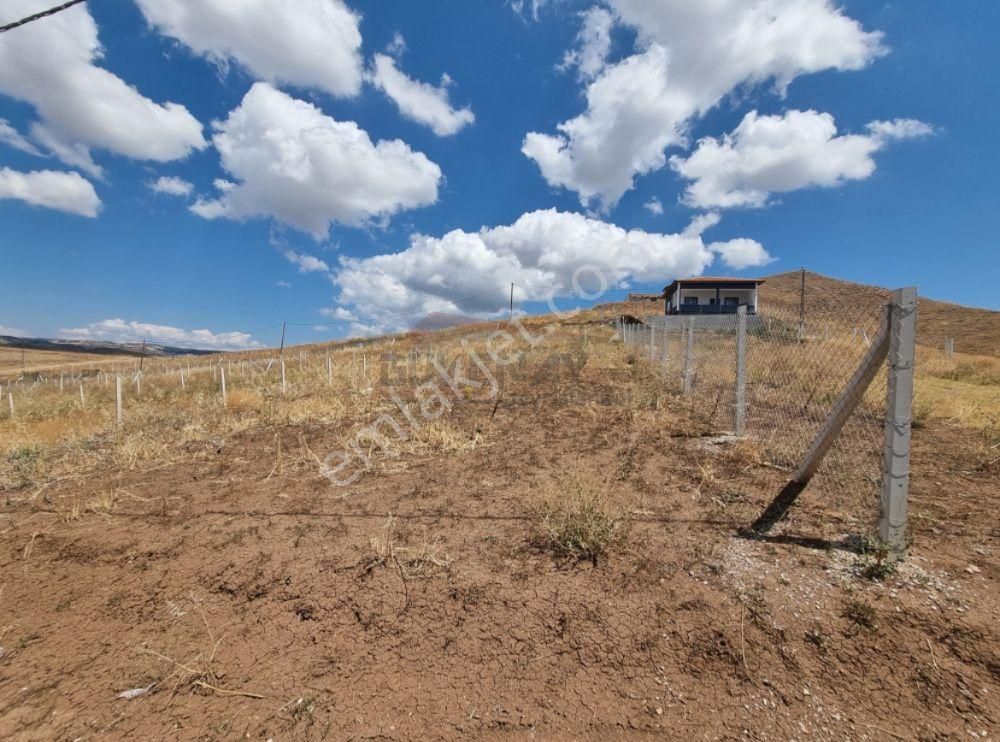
3, 350, 379, 423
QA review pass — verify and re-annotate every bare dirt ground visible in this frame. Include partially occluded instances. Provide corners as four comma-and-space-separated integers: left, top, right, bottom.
1, 348, 996, 741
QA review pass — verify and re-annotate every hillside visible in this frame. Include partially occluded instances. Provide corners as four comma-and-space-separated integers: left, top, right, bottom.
759, 271, 999, 356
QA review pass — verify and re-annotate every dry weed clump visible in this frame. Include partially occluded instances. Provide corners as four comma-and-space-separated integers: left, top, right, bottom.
368, 516, 451, 577
531, 471, 629, 565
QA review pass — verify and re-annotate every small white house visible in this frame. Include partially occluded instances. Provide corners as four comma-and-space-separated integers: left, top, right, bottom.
664, 277, 764, 315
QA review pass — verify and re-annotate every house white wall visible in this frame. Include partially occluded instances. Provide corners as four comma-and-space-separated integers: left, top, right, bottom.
670, 286, 756, 309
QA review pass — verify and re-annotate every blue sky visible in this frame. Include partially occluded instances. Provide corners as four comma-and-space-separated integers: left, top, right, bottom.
0, 0, 997, 349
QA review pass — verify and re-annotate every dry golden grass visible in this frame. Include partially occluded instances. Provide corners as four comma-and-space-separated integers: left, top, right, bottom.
0, 321, 615, 498
0, 346, 136, 376
530, 470, 631, 564
0, 297, 995, 505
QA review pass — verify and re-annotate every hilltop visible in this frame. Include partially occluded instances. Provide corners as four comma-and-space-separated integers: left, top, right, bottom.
759, 271, 999, 356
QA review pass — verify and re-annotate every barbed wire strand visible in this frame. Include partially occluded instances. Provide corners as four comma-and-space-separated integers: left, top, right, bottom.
0, 0, 88, 34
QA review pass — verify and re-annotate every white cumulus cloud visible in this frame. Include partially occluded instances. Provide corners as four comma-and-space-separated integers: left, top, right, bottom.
190, 83, 442, 237
0, 325, 28, 337
149, 175, 193, 197
643, 197, 664, 215
0, 119, 42, 156
0, 1, 206, 176
283, 250, 330, 273
370, 54, 474, 136
332, 209, 771, 332
58, 319, 262, 350
559, 7, 615, 81
134, 0, 364, 98
0, 167, 100, 216
524, 0, 886, 209
670, 110, 933, 209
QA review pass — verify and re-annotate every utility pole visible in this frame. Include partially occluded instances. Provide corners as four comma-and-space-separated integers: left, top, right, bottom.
798, 267, 806, 342
509, 283, 514, 323
279, 321, 287, 356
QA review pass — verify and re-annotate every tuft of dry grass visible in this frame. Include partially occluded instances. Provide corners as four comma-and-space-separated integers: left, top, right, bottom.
531, 471, 629, 565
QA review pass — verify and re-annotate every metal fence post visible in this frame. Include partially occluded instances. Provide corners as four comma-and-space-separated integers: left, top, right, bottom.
735, 306, 747, 435
683, 318, 694, 396
879, 287, 917, 552
115, 376, 123, 427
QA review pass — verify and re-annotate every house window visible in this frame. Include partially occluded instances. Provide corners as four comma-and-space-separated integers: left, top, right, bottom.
683, 296, 699, 305
723, 297, 739, 306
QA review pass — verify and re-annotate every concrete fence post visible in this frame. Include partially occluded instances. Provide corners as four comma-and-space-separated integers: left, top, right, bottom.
649, 324, 655, 360
879, 286, 917, 553
683, 318, 695, 396
280, 360, 287, 394
221, 367, 227, 407
115, 376, 123, 428
735, 306, 747, 435
7, 392, 13, 419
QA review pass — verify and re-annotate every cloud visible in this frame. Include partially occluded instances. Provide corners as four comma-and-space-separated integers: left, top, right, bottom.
58, 319, 262, 350
710, 238, 776, 270
0, 1, 206, 176
385, 32, 407, 56
670, 110, 933, 209
276, 280, 292, 288
370, 54, 475, 136
509, 0, 551, 22
643, 197, 663, 215
134, 0, 363, 98
283, 249, 330, 273
0, 119, 42, 156
559, 7, 615, 81
0, 325, 28, 337
332, 209, 771, 331
149, 175, 193, 197
190, 83, 442, 237
0, 167, 100, 216
524, 0, 885, 209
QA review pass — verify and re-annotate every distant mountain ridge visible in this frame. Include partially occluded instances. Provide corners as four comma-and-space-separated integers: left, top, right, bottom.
0, 335, 216, 357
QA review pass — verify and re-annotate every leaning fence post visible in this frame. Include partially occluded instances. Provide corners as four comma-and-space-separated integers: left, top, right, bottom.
735, 306, 747, 435
683, 318, 695, 396
115, 376, 123, 427
879, 287, 917, 552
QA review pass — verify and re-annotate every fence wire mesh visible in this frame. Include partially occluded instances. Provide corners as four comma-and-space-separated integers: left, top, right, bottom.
622, 300, 891, 528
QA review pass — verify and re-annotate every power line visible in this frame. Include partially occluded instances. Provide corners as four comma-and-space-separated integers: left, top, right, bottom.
0, 0, 88, 34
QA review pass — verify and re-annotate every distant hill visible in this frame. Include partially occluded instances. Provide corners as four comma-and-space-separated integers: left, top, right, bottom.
411, 312, 482, 331
759, 271, 999, 356
0, 335, 216, 358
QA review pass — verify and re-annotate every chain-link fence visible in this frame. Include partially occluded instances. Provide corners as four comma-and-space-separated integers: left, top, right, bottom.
619, 297, 908, 537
